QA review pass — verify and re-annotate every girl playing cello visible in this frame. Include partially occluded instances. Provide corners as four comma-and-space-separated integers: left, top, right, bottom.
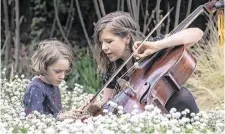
91, 11, 203, 115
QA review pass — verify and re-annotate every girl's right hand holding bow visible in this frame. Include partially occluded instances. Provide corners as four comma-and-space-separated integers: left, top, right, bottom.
133, 41, 162, 59
79, 94, 102, 115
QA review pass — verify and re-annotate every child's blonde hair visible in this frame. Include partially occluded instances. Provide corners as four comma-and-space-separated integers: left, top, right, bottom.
30, 39, 74, 75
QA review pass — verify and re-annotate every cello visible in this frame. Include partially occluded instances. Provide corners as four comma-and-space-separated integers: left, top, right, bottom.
85, 1, 224, 116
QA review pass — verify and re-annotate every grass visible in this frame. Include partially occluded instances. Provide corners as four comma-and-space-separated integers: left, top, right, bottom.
186, 17, 224, 110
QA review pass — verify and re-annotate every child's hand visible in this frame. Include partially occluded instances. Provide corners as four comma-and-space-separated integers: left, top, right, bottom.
58, 110, 81, 120
78, 94, 102, 115
133, 41, 161, 59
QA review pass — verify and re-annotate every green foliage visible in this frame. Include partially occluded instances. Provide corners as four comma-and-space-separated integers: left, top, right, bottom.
30, 0, 47, 39
65, 47, 102, 93
13, 127, 27, 133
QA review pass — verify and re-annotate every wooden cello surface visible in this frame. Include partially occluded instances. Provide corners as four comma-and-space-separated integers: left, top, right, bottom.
101, 45, 196, 114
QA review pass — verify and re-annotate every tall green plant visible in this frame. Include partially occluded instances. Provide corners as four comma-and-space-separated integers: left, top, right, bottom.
65, 47, 102, 93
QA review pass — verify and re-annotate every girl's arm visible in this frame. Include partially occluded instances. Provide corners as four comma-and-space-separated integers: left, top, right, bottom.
24, 87, 45, 115
103, 87, 115, 103
155, 28, 203, 48
133, 28, 204, 58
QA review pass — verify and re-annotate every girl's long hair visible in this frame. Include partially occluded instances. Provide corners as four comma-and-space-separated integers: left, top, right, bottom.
93, 11, 145, 75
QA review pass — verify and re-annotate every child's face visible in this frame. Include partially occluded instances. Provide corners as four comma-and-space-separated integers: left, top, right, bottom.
43, 58, 70, 86
99, 28, 130, 62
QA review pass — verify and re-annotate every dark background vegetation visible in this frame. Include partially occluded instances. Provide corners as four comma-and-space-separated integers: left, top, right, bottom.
1, 0, 210, 92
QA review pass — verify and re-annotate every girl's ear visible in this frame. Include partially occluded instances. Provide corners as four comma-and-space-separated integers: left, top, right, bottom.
125, 34, 131, 45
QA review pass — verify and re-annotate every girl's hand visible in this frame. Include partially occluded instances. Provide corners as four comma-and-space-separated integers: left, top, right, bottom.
71, 94, 102, 121
57, 109, 82, 120
76, 94, 100, 114
133, 41, 162, 59
78, 94, 96, 110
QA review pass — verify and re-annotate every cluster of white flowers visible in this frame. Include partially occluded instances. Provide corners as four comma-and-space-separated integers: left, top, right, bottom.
0, 71, 224, 133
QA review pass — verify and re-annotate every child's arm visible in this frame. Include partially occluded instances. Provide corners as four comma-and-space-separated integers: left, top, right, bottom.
24, 86, 45, 115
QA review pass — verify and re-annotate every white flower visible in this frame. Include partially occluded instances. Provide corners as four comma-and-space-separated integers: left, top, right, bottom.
33, 110, 40, 115
193, 116, 200, 121
31, 119, 38, 124
92, 116, 99, 121
118, 110, 123, 115
200, 123, 207, 129
45, 127, 56, 134
166, 130, 173, 134
174, 127, 181, 133
94, 120, 101, 126
129, 116, 138, 123
181, 111, 186, 115
134, 127, 141, 132
20, 74, 25, 78
170, 119, 178, 125
34, 130, 42, 134
107, 101, 118, 108
138, 123, 144, 128
174, 112, 181, 119
194, 121, 200, 125
28, 126, 35, 132
169, 108, 177, 114
144, 105, 151, 110
154, 124, 161, 130
133, 104, 138, 109
117, 105, 123, 110
166, 114, 172, 118
59, 130, 70, 134
27, 131, 34, 134
131, 109, 139, 115
185, 109, 190, 113
190, 112, 195, 117
20, 112, 26, 117
153, 118, 160, 124
74, 120, 83, 128
186, 124, 193, 129
103, 109, 108, 113
155, 108, 161, 114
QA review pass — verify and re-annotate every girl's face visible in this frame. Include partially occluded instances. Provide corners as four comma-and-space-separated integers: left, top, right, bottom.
99, 28, 130, 62
41, 58, 70, 86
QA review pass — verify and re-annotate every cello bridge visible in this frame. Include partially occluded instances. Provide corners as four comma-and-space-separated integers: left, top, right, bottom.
117, 78, 136, 94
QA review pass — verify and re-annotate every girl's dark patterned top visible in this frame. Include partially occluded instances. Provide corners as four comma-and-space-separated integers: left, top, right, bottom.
23, 77, 62, 116
102, 59, 129, 93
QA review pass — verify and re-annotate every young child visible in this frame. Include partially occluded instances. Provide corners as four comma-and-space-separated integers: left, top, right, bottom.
23, 39, 77, 120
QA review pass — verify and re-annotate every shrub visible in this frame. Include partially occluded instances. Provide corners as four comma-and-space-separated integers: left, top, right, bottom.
186, 16, 224, 110
65, 47, 102, 93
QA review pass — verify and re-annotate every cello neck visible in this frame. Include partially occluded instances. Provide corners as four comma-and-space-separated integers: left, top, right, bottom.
169, 1, 223, 36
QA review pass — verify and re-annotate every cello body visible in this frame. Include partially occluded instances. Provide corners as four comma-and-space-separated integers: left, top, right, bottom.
102, 45, 196, 114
